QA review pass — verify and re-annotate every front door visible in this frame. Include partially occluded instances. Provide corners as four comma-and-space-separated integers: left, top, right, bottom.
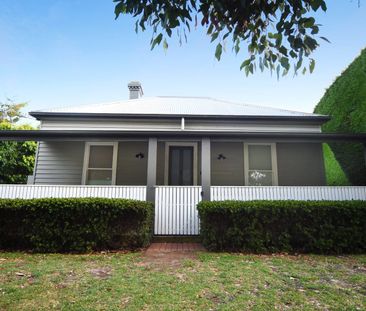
169, 146, 194, 185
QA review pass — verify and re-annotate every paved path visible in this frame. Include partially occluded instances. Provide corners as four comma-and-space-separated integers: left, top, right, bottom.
147, 243, 205, 252
137, 243, 205, 269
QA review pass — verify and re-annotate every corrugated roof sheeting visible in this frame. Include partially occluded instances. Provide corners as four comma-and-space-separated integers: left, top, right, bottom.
31, 96, 325, 117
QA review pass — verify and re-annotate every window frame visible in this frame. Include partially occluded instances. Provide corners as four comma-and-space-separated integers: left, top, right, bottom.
82, 142, 118, 185
243, 142, 278, 186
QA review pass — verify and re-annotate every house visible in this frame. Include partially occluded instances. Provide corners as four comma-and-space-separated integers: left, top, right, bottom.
1, 81, 366, 235
29, 81, 329, 193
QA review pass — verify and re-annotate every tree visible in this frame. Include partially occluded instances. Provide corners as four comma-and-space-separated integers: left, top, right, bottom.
0, 100, 37, 184
114, 0, 331, 77
314, 48, 366, 185
0, 99, 27, 124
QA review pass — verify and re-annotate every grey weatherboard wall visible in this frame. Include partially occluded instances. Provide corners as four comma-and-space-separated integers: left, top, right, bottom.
116, 141, 148, 185
211, 142, 244, 186
276, 143, 326, 186
34, 141, 85, 184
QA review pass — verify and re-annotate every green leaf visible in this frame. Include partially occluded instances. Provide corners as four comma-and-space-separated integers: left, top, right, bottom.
303, 17, 315, 28
249, 63, 254, 74
311, 25, 319, 35
280, 57, 290, 71
295, 58, 303, 71
289, 50, 297, 58
240, 59, 251, 70
309, 59, 315, 73
304, 36, 318, 51
234, 41, 240, 54
245, 65, 250, 76
163, 39, 168, 50
151, 33, 163, 50
320, 36, 331, 43
259, 57, 264, 72
276, 64, 280, 80
279, 46, 288, 56
215, 43, 223, 61
223, 32, 230, 40
211, 32, 219, 42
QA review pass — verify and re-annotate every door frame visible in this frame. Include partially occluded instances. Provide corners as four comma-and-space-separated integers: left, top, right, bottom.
164, 142, 198, 185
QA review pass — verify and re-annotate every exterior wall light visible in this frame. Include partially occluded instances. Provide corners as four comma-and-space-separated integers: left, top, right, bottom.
217, 154, 226, 160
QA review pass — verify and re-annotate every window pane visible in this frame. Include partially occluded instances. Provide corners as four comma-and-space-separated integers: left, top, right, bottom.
87, 170, 112, 185
169, 147, 193, 185
89, 145, 113, 168
248, 170, 272, 186
248, 145, 272, 170
182, 148, 193, 185
169, 148, 181, 185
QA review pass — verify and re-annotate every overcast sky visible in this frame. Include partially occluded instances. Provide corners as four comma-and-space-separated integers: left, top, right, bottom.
0, 0, 365, 121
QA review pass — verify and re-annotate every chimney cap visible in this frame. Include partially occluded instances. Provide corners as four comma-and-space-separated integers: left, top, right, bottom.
128, 81, 143, 99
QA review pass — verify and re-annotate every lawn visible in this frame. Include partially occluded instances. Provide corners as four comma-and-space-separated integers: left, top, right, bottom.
0, 252, 365, 310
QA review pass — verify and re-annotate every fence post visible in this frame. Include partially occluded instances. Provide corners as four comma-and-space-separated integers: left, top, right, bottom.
201, 138, 211, 201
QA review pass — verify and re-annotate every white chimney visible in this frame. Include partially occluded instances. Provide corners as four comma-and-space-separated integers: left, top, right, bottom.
128, 81, 143, 99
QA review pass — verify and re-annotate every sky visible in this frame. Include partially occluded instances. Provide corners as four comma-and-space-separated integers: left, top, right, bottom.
0, 0, 365, 123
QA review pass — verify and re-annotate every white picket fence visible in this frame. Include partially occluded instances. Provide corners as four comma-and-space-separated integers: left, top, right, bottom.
154, 186, 202, 235
1, 185, 366, 236
0, 185, 146, 201
211, 186, 366, 201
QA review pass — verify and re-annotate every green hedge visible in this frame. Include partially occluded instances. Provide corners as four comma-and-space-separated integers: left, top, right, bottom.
314, 48, 366, 185
0, 198, 154, 252
197, 200, 366, 254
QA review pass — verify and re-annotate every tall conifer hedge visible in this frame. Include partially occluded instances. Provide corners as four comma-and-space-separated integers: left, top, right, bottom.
314, 49, 366, 185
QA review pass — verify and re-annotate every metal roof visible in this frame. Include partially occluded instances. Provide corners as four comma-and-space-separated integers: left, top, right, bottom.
30, 96, 327, 119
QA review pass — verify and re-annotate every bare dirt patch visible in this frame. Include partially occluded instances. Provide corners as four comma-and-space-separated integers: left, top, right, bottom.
88, 267, 112, 279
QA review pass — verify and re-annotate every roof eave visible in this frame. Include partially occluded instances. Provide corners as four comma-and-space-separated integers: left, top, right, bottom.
1, 130, 365, 142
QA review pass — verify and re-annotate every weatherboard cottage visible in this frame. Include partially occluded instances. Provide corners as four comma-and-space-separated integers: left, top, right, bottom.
2, 81, 366, 235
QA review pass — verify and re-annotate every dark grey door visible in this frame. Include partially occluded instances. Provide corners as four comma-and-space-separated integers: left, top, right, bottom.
169, 146, 194, 185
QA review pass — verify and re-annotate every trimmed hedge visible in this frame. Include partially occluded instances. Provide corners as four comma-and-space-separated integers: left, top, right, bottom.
0, 198, 154, 252
197, 200, 366, 254
314, 48, 366, 185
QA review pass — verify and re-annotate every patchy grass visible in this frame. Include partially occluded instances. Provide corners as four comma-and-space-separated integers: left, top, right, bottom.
0, 251, 365, 310
323, 143, 351, 186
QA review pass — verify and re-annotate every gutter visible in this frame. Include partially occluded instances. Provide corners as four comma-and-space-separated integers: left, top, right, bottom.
1, 130, 366, 143
29, 111, 331, 123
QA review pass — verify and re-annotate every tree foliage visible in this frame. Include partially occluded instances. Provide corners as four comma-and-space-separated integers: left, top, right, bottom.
0, 99, 27, 124
114, 0, 330, 77
314, 48, 366, 185
0, 100, 37, 184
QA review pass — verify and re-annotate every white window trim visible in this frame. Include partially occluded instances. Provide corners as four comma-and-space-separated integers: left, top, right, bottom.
164, 142, 198, 185
244, 142, 278, 186
82, 142, 118, 185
